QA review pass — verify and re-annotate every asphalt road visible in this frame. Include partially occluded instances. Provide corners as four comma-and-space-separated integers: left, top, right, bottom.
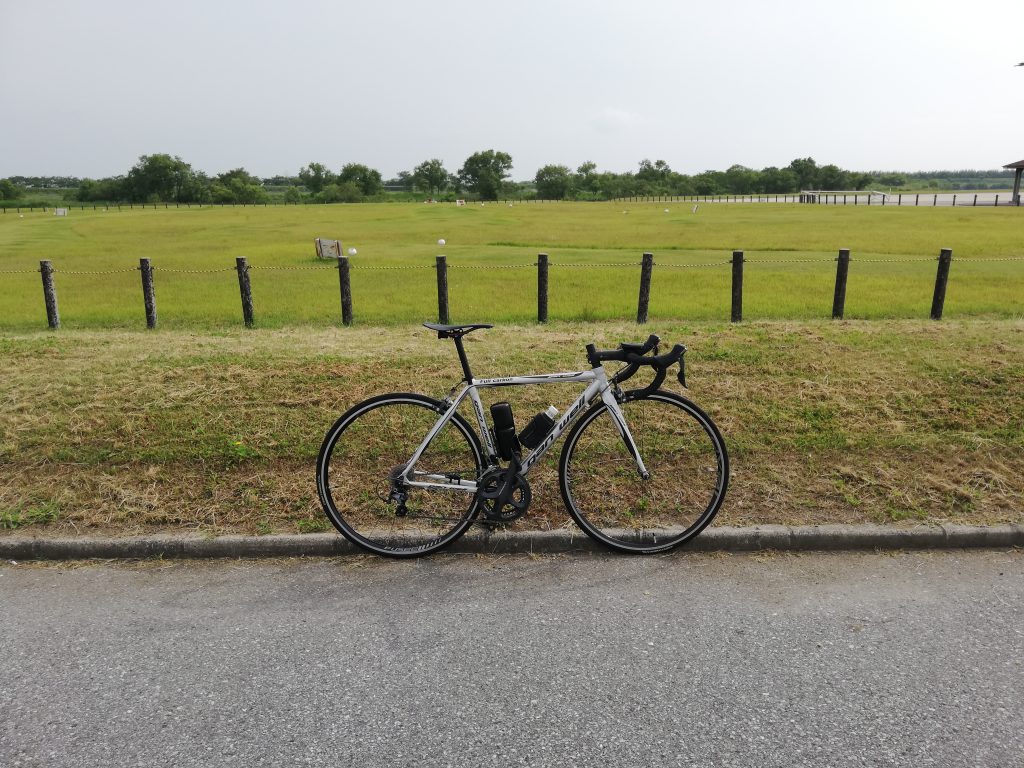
2, 550, 1022, 768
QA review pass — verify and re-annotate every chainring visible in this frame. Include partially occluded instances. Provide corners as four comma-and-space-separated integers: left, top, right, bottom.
476, 466, 532, 522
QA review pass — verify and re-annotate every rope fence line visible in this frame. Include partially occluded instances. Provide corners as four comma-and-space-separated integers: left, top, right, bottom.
153, 267, 237, 274
247, 265, 335, 271
348, 264, 436, 271
9, 247, 1022, 330
51, 268, 140, 275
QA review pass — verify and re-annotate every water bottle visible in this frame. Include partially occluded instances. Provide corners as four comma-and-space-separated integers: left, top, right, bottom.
490, 402, 520, 460
518, 405, 559, 449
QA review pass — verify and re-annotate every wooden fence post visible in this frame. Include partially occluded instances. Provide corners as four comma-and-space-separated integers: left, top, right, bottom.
930, 249, 953, 320
39, 260, 60, 329
338, 255, 353, 326
537, 253, 549, 323
832, 249, 850, 319
636, 252, 653, 324
435, 255, 449, 324
139, 257, 157, 328
235, 257, 254, 327
730, 251, 744, 323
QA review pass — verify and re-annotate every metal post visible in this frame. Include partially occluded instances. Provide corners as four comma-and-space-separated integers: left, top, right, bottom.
636, 252, 653, 324
930, 249, 952, 320
338, 256, 353, 326
832, 249, 850, 320
537, 253, 549, 323
39, 260, 60, 329
236, 256, 254, 327
730, 251, 744, 323
139, 257, 157, 328
435, 255, 449, 324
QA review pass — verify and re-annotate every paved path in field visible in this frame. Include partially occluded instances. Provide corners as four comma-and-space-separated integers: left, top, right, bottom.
2, 550, 1022, 767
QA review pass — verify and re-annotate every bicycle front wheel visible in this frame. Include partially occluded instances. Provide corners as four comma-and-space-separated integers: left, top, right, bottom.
317, 393, 485, 557
559, 390, 728, 554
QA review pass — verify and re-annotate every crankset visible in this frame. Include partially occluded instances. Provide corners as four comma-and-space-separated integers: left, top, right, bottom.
476, 466, 531, 522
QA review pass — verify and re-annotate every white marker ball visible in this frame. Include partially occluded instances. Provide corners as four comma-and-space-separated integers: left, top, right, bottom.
347, 247, 357, 256
664, 208, 670, 213
437, 239, 446, 247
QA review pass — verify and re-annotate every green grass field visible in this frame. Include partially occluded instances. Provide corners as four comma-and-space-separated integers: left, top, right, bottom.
1, 202, 1022, 329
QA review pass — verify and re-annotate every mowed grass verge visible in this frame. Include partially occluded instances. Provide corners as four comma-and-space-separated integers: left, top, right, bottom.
2, 319, 1021, 537
1, 203, 1022, 329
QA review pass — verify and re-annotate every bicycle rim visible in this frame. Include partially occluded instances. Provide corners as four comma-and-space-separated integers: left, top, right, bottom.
559, 391, 728, 554
317, 393, 484, 557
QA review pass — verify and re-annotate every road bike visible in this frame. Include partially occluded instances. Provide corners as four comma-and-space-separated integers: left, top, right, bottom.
316, 323, 729, 557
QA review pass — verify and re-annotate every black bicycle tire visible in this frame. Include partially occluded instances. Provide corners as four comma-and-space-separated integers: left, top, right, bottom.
558, 389, 729, 554
316, 392, 485, 558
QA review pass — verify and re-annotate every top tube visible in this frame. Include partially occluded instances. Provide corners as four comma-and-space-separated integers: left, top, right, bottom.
473, 371, 596, 387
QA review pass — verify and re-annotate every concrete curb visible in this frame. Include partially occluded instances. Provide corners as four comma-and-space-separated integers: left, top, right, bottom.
1, 524, 1021, 560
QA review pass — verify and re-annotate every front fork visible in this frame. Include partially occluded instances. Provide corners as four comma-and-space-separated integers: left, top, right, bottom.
600, 383, 651, 480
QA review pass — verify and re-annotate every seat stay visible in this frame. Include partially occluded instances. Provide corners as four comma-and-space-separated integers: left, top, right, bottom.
401, 382, 485, 492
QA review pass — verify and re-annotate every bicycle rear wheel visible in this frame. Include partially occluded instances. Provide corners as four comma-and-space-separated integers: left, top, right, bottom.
559, 390, 728, 554
317, 393, 484, 557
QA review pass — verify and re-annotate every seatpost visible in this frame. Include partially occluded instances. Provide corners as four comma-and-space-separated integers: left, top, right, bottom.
453, 335, 474, 382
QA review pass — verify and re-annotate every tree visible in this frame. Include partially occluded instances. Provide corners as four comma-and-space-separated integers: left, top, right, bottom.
574, 162, 599, 198
337, 164, 383, 197
724, 164, 758, 195
458, 150, 513, 200
394, 171, 414, 191
534, 164, 572, 199
317, 181, 362, 203
0, 179, 24, 200
817, 164, 849, 191
298, 162, 333, 194
124, 154, 199, 202
787, 157, 819, 190
209, 168, 267, 204
76, 177, 127, 202
412, 159, 449, 195
759, 167, 798, 193
874, 172, 906, 188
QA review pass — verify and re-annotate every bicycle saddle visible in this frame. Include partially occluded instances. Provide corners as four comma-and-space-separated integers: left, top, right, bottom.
423, 322, 493, 339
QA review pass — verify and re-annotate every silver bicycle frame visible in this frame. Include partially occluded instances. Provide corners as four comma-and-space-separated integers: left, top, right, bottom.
401, 366, 649, 493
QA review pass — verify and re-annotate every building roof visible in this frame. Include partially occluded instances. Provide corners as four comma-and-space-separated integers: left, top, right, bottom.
1003, 159, 1024, 169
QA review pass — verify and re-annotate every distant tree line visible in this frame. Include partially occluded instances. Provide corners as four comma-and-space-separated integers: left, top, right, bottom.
0, 156, 1016, 206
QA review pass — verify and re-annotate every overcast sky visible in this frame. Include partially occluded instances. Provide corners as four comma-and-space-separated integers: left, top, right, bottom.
2, 0, 1023, 180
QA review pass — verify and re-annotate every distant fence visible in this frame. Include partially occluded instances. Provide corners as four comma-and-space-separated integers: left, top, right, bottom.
12, 249, 1024, 330
3, 192, 1021, 213
613, 192, 1020, 207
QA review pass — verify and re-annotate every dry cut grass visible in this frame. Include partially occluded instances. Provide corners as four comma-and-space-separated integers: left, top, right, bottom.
1, 318, 1022, 537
